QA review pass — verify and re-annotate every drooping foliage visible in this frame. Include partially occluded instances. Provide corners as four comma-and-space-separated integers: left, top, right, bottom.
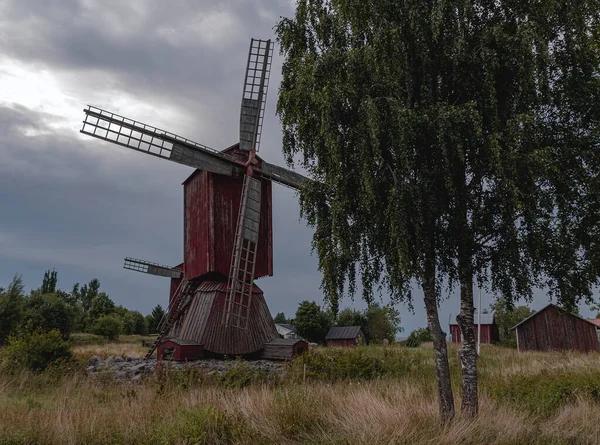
276, 0, 600, 419
277, 0, 600, 311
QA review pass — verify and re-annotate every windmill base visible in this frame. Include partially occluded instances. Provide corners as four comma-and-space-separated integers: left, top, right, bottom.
167, 280, 278, 356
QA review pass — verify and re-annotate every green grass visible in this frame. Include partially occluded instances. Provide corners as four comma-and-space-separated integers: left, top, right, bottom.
2, 341, 600, 444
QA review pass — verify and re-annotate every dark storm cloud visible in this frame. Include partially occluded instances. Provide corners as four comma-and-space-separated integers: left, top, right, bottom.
0, 0, 294, 143
1, 0, 582, 332
0, 0, 328, 322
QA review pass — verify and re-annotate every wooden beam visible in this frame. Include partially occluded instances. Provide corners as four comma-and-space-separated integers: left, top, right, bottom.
260, 160, 309, 189
170, 144, 235, 176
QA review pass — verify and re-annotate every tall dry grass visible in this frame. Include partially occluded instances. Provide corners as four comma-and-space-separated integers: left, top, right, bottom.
70, 333, 152, 359
1, 343, 600, 444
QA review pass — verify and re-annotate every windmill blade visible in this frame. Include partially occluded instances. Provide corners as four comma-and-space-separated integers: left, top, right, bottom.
260, 160, 309, 189
223, 176, 262, 330
81, 106, 241, 176
124, 257, 183, 279
239, 38, 273, 152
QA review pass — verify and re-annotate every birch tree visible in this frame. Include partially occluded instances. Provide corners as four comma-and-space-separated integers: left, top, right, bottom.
276, 0, 600, 420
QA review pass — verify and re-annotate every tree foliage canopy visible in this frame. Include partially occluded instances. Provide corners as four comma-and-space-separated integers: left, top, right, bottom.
490, 297, 535, 345
294, 300, 332, 343
336, 304, 401, 343
276, 0, 600, 312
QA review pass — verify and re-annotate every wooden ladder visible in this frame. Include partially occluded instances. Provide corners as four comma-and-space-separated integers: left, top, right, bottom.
223, 175, 261, 330
144, 279, 199, 359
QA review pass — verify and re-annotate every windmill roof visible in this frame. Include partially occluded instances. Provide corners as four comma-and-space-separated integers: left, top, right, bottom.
326, 326, 363, 340
181, 142, 265, 185
449, 312, 495, 326
195, 280, 263, 294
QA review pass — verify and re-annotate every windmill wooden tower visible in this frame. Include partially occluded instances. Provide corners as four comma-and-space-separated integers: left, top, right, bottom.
80, 38, 307, 359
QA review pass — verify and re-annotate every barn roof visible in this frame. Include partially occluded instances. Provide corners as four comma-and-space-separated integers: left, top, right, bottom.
326, 326, 363, 340
277, 323, 296, 332
448, 312, 495, 326
163, 338, 203, 346
511, 304, 599, 330
265, 338, 307, 346
587, 318, 600, 327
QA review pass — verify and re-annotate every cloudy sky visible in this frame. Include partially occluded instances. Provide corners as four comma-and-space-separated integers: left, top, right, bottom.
0, 0, 596, 335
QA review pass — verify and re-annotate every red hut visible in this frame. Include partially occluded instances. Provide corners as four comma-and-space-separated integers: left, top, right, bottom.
449, 313, 499, 344
157, 338, 204, 361
512, 304, 600, 353
262, 338, 309, 360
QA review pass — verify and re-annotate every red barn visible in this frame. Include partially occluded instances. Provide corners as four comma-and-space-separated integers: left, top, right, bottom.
512, 304, 600, 353
182, 144, 273, 282
262, 338, 309, 360
157, 338, 203, 361
449, 313, 499, 344
326, 326, 366, 347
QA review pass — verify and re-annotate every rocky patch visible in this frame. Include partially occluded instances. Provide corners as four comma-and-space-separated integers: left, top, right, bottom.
86, 355, 284, 381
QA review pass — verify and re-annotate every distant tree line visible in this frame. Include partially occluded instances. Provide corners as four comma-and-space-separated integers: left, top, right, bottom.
0, 270, 165, 344
275, 300, 401, 344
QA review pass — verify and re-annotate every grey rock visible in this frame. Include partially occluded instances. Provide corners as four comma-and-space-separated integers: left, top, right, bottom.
113, 371, 127, 380
131, 363, 147, 373
114, 356, 124, 363
87, 356, 102, 367
125, 355, 135, 362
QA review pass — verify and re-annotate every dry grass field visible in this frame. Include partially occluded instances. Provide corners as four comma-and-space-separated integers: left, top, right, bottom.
1, 338, 600, 444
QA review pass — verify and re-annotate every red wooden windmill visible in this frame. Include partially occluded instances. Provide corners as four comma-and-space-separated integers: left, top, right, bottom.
80, 38, 307, 358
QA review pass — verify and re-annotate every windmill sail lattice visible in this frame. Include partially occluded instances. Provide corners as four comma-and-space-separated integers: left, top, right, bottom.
81, 106, 236, 176
239, 39, 272, 152
124, 257, 182, 279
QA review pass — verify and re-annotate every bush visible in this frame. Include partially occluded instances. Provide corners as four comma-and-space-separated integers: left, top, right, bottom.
22, 293, 74, 339
155, 406, 245, 444
1, 329, 72, 373
486, 370, 600, 416
91, 314, 123, 340
405, 327, 433, 348
219, 358, 269, 388
290, 346, 435, 382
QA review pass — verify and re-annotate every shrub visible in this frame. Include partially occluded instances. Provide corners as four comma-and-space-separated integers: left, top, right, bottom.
486, 370, 600, 416
290, 346, 435, 382
90, 314, 123, 340
155, 406, 246, 444
219, 357, 269, 388
1, 329, 72, 373
405, 327, 433, 348
21, 293, 74, 339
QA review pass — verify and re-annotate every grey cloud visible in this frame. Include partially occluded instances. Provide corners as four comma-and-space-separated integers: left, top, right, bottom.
2, 0, 588, 332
